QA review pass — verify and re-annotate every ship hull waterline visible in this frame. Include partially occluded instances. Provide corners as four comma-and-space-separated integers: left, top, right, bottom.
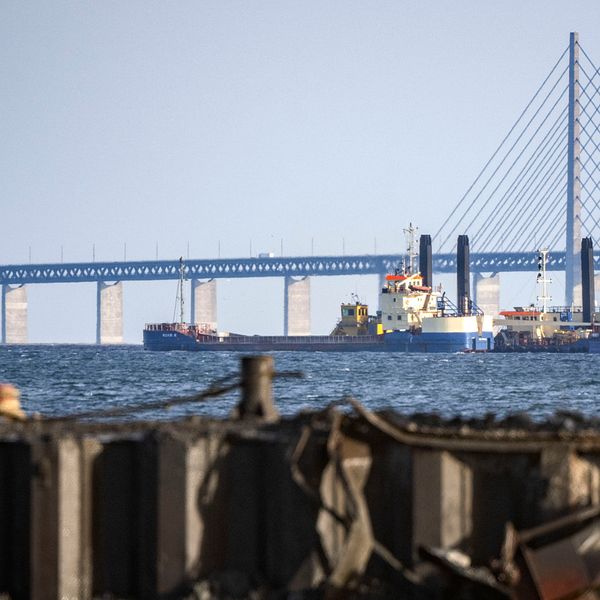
143, 329, 494, 353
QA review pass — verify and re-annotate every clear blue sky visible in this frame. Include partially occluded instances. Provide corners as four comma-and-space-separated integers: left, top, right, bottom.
2, 1, 600, 342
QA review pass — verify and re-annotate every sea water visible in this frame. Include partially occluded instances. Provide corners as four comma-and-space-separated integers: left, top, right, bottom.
0, 344, 598, 421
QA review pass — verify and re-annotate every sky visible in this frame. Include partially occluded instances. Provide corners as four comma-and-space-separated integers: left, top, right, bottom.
2, 1, 600, 342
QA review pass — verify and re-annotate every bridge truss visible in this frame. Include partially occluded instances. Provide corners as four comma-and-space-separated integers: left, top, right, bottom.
2, 250, 599, 286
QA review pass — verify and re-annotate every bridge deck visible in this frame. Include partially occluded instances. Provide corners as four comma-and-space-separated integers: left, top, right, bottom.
0, 251, 587, 285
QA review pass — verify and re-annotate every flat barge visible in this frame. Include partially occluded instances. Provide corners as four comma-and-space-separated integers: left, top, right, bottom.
143, 323, 494, 352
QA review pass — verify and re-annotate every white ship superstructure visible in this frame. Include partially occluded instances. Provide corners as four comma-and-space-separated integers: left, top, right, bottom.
379, 273, 440, 330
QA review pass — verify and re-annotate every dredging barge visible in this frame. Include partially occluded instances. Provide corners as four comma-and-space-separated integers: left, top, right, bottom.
493, 242, 600, 352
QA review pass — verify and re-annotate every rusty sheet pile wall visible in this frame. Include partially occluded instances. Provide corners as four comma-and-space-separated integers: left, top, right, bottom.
1, 359, 600, 599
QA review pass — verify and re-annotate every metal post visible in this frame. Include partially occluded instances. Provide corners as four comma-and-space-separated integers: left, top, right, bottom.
457, 235, 470, 315
566, 31, 582, 306
581, 238, 594, 323
419, 234, 433, 288
238, 356, 278, 421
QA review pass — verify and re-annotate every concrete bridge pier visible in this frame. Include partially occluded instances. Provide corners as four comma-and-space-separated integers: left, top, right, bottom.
96, 282, 123, 344
473, 273, 500, 316
1, 284, 28, 343
284, 276, 310, 335
190, 279, 217, 330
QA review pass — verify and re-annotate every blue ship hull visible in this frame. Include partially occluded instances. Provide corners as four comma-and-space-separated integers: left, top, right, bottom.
383, 330, 493, 352
143, 328, 494, 353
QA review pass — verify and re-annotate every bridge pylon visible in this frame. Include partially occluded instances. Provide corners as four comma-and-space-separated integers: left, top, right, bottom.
566, 31, 582, 306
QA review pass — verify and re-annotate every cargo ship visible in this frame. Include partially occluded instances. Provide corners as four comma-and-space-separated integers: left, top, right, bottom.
143, 232, 495, 352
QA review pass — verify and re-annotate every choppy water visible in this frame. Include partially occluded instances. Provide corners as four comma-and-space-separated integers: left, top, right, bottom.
0, 345, 599, 421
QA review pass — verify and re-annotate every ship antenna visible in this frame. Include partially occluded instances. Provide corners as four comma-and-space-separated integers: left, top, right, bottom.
536, 248, 551, 313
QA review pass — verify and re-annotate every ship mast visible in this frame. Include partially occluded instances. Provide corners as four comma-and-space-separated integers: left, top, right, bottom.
403, 223, 419, 274
175, 256, 186, 325
536, 248, 551, 313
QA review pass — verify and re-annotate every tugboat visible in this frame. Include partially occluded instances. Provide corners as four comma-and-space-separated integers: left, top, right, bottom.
143, 230, 495, 352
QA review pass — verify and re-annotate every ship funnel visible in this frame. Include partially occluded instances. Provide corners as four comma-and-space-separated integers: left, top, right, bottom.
457, 235, 470, 315
419, 235, 432, 288
581, 237, 595, 324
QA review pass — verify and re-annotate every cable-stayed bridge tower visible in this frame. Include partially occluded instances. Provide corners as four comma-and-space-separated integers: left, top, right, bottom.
433, 32, 600, 306
566, 32, 582, 306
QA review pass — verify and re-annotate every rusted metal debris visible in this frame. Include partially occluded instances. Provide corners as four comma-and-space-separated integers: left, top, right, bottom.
506, 506, 600, 600
416, 505, 600, 599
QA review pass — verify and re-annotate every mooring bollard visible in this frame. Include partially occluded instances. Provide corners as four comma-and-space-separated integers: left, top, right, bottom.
238, 355, 279, 422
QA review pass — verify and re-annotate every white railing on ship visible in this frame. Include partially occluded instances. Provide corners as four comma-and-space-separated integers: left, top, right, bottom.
144, 323, 193, 332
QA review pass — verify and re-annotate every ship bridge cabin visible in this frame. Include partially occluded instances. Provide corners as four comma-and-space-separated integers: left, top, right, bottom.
379, 273, 439, 332
330, 302, 370, 336
495, 306, 587, 340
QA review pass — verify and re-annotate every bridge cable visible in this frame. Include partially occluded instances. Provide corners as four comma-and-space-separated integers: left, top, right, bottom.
514, 169, 569, 251
578, 115, 600, 218
581, 167, 600, 199
538, 193, 569, 250
580, 146, 600, 188
514, 178, 569, 252
473, 106, 569, 247
580, 202, 600, 239
536, 207, 567, 253
580, 118, 600, 156
578, 65, 600, 163
476, 118, 569, 251
579, 100, 600, 147
445, 84, 569, 250
579, 65, 600, 100
580, 124, 600, 160
503, 146, 569, 249
579, 90, 600, 126
547, 213, 568, 251
436, 75, 569, 252
478, 130, 568, 252
579, 155, 600, 195
480, 135, 568, 252
580, 161, 600, 200
578, 175, 600, 234
436, 75, 569, 251
508, 160, 569, 251
432, 47, 568, 248
579, 43, 600, 75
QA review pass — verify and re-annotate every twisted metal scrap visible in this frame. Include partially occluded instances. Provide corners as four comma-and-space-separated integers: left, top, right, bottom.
289, 402, 419, 596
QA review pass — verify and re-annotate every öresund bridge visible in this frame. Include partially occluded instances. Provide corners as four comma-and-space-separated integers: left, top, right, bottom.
2, 33, 600, 343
